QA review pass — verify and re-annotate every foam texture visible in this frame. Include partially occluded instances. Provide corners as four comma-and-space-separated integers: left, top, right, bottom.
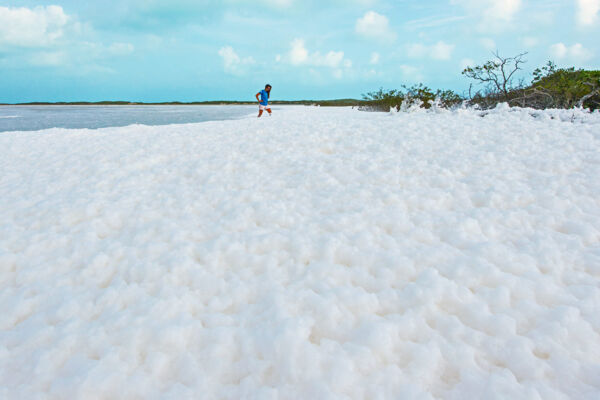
1, 106, 600, 399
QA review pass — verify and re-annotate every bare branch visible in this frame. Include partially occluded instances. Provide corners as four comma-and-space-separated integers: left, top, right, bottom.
578, 89, 600, 108
463, 52, 528, 106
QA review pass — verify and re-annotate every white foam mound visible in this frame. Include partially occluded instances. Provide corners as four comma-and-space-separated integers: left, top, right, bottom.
1, 106, 599, 399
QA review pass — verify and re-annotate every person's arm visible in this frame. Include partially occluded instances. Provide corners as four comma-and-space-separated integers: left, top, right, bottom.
256, 93, 261, 102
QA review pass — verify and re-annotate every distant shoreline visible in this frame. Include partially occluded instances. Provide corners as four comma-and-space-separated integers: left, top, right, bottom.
0, 99, 361, 107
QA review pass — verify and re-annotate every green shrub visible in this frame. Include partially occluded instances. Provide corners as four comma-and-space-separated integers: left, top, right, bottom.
462, 54, 600, 110
361, 84, 462, 112
527, 62, 600, 110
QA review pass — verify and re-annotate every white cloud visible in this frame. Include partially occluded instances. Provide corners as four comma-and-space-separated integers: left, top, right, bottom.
218, 46, 255, 75
370, 52, 380, 65
399, 64, 424, 82
522, 36, 538, 48
550, 43, 568, 58
0, 5, 69, 47
451, 0, 522, 31
355, 11, 396, 41
460, 58, 475, 70
73, 41, 135, 60
405, 15, 468, 30
480, 37, 496, 51
289, 39, 308, 65
577, 0, 600, 26
486, 0, 521, 21
407, 43, 427, 58
407, 41, 455, 60
286, 39, 351, 69
108, 42, 135, 56
29, 51, 66, 67
0, 5, 134, 73
263, 0, 293, 6
569, 43, 592, 59
431, 41, 455, 60
318, 51, 345, 68
550, 42, 593, 61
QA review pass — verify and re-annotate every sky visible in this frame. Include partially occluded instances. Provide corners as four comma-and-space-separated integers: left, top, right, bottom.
0, 0, 598, 102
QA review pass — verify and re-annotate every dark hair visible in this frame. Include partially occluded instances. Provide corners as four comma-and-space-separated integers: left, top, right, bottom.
265, 84, 271, 98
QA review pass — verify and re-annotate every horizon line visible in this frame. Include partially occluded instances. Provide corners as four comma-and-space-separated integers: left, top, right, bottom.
0, 99, 362, 106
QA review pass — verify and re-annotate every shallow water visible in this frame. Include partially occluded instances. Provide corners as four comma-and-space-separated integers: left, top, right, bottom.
0, 105, 256, 132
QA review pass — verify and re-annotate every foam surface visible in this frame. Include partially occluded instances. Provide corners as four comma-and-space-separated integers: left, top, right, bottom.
1, 106, 599, 399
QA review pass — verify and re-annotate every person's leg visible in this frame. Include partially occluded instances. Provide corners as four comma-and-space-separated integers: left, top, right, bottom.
258, 109, 263, 117
266, 107, 272, 115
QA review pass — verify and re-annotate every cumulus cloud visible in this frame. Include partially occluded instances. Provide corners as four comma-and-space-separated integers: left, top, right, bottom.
407, 41, 455, 60
406, 43, 426, 58
319, 52, 345, 68
27, 41, 135, 68
485, 0, 521, 21
355, 11, 396, 41
108, 42, 135, 56
480, 37, 496, 51
0, 5, 69, 47
460, 58, 475, 70
286, 39, 351, 69
451, 0, 522, 30
370, 52, 380, 65
522, 36, 539, 48
263, 0, 293, 6
399, 64, 424, 82
29, 51, 66, 67
289, 39, 309, 65
577, 0, 600, 26
550, 43, 593, 61
0, 5, 133, 71
431, 41, 455, 60
218, 46, 255, 75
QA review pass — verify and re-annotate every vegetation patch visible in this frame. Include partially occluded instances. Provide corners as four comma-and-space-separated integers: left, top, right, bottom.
358, 52, 599, 112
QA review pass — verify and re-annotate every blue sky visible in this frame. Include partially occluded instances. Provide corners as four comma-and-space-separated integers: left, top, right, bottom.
0, 0, 598, 102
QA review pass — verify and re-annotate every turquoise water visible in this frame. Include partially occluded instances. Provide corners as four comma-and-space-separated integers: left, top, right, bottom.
0, 105, 257, 132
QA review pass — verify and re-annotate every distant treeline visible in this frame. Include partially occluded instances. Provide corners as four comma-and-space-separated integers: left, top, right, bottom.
1, 99, 362, 107
362, 52, 600, 112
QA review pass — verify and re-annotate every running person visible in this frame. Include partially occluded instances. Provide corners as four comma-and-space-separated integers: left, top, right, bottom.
256, 84, 272, 117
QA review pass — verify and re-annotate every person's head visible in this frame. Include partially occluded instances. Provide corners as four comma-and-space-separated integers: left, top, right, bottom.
265, 84, 272, 93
